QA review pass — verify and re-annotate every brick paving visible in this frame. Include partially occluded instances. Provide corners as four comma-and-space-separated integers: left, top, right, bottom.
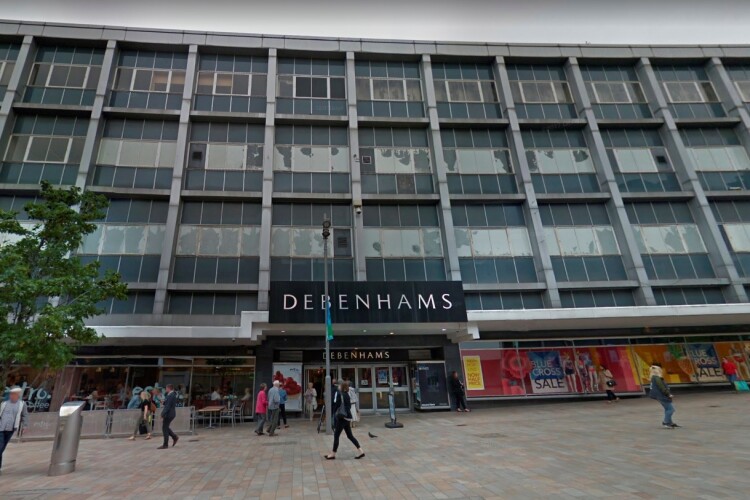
1, 391, 749, 499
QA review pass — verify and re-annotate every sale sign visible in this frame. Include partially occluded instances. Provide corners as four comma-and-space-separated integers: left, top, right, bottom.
527, 351, 567, 394
687, 343, 725, 383
463, 356, 485, 391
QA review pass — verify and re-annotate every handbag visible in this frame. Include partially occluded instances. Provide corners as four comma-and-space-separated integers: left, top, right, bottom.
138, 422, 148, 435
606, 380, 617, 387
335, 401, 348, 420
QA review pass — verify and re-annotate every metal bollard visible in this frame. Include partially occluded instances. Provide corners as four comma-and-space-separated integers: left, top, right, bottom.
48, 401, 86, 476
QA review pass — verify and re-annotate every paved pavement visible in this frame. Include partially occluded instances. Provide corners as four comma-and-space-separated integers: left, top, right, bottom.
1, 391, 749, 499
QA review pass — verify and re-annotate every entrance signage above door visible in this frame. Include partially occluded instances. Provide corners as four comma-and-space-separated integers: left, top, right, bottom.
269, 281, 467, 324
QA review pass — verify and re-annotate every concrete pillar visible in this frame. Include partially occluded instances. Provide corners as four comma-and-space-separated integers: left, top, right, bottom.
345, 52, 366, 280
0, 36, 34, 167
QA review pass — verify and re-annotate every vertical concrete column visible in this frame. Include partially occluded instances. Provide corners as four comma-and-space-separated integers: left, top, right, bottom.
494, 56, 560, 307
153, 45, 198, 313
0, 36, 34, 160
257, 48, 277, 311
637, 58, 747, 303
706, 57, 750, 150
422, 54, 461, 281
565, 57, 656, 305
345, 52, 366, 280
75, 40, 117, 189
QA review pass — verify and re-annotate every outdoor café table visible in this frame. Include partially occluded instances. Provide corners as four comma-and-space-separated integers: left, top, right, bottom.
197, 405, 224, 429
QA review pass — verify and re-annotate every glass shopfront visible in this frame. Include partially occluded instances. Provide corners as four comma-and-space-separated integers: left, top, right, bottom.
460, 335, 749, 399
33, 356, 255, 412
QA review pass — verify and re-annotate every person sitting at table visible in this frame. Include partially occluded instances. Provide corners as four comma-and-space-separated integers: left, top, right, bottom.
85, 390, 99, 411
210, 387, 222, 401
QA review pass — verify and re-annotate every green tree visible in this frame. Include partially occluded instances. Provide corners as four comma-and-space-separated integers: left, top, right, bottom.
0, 181, 127, 386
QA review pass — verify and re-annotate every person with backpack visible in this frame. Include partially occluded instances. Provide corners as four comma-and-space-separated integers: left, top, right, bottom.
128, 391, 152, 441
649, 363, 680, 429
324, 381, 364, 460
600, 365, 619, 403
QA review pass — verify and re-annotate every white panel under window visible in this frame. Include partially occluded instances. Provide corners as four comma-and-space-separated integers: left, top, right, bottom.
241, 227, 261, 256
400, 229, 422, 257
556, 227, 580, 256
292, 147, 313, 171
594, 227, 620, 255
274, 146, 291, 170
224, 145, 247, 170
118, 141, 141, 167
454, 228, 472, 257
375, 149, 397, 174
534, 150, 558, 174
679, 224, 706, 253
101, 225, 126, 253
271, 228, 291, 256
633, 227, 647, 254
422, 228, 443, 257
381, 229, 403, 257
144, 225, 165, 254
493, 150, 512, 174
640, 225, 668, 253
198, 227, 221, 255
80, 225, 104, 254
136, 141, 158, 167
555, 150, 576, 174
176, 226, 198, 255
543, 227, 561, 255
507, 227, 533, 256
487, 228, 510, 256
735, 81, 750, 102
614, 148, 657, 173
727, 146, 750, 170
724, 223, 750, 252
574, 227, 598, 255
660, 225, 685, 253
572, 150, 595, 173
330, 147, 349, 172
469, 229, 493, 257
363, 229, 382, 257
121, 226, 147, 254
393, 149, 413, 174
217, 227, 241, 255
97, 139, 119, 165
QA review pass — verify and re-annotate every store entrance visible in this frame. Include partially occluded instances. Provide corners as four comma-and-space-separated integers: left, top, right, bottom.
305, 364, 411, 414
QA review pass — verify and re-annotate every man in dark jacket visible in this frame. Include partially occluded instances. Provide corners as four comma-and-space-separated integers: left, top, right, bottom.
649, 364, 680, 429
158, 384, 179, 449
449, 371, 469, 412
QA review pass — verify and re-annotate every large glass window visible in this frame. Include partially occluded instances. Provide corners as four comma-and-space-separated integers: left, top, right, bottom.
186, 122, 264, 192
725, 65, 750, 104
110, 50, 187, 110
580, 64, 651, 120
453, 204, 536, 284
626, 202, 714, 280
681, 128, 750, 191
0, 43, 20, 101
507, 64, 576, 119
523, 129, 598, 194
92, 119, 177, 190
602, 129, 679, 193
277, 57, 346, 116
653, 65, 724, 119
355, 60, 424, 118
271, 203, 353, 281
167, 293, 258, 314
711, 200, 750, 277
432, 62, 501, 119
442, 128, 516, 195
78, 199, 167, 283
274, 125, 349, 194
194, 53, 267, 113
540, 204, 627, 283
24, 45, 103, 106
363, 204, 445, 281
173, 201, 261, 284
1, 115, 87, 185
359, 127, 432, 195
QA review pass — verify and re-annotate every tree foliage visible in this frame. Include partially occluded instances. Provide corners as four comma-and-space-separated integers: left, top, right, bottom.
0, 181, 128, 384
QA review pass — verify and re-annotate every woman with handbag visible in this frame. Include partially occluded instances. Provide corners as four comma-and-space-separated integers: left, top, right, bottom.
600, 365, 619, 403
324, 382, 364, 460
128, 391, 152, 440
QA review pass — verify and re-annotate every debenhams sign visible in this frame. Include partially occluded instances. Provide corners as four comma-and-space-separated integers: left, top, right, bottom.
269, 281, 467, 324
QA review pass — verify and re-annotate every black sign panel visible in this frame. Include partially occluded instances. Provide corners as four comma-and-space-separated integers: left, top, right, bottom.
269, 281, 467, 324
415, 362, 450, 409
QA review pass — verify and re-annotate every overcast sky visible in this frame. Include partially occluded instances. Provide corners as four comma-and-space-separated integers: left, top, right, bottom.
2, 0, 750, 45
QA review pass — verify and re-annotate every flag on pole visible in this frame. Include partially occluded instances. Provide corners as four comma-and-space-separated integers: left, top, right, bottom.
326, 300, 334, 341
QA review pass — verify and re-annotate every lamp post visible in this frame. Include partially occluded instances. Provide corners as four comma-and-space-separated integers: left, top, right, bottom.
322, 215, 332, 435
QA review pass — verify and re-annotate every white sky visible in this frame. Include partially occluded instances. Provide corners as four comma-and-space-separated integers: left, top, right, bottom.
2, 0, 750, 45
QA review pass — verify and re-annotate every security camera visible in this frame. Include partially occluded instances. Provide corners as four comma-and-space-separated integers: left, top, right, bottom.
231, 338, 236, 343
355, 206, 362, 215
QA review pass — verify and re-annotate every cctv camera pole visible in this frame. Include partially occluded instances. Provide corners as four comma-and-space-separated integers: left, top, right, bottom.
323, 215, 332, 435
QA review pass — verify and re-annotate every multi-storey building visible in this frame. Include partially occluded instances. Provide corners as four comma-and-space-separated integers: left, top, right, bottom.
2, 20, 750, 413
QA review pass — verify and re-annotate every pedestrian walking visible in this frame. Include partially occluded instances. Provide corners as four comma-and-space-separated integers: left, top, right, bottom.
600, 365, 619, 403
158, 384, 178, 449
721, 357, 739, 391
266, 380, 281, 436
279, 384, 289, 428
324, 382, 365, 460
304, 383, 317, 421
649, 364, 680, 429
0, 387, 28, 474
127, 390, 152, 441
449, 371, 470, 412
254, 383, 268, 435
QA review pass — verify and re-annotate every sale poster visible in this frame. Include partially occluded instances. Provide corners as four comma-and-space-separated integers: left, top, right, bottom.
686, 343, 725, 383
271, 363, 303, 411
463, 356, 485, 391
526, 351, 567, 394
714, 342, 750, 381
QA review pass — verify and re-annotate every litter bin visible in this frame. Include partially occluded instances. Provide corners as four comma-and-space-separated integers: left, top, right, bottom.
48, 401, 86, 476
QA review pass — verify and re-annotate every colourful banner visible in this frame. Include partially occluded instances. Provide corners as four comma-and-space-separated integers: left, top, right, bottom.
527, 351, 567, 394
686, 343, 725, 383
271, 363, 303, 411
463, 355, 485, 391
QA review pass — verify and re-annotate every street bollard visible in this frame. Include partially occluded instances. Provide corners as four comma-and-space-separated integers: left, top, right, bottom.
48, 401, 86, 476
